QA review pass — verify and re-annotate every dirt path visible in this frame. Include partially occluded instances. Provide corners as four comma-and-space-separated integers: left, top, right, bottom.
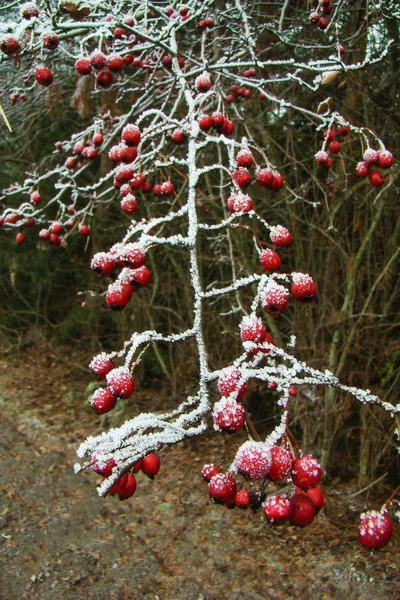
0, 349, 399, 600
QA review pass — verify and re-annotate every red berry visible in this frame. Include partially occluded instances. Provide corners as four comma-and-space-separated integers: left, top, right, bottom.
267, 446, 292, 481
91, 454, 116, 476
114, 27, 127, 39
355, 161, 369, 178
309, 12, 320, 24
90, 354, 115, 379
358, 511, 393, 550
315, 150, 331, 168
227, 192, 253, 213
132, 460, 143, 473
208, 473, 237, 504
65, 156, 77, 170
211, 111, 225, 129
118, 145, 138, 163
291, 273, 317, 301
75, 58, 92, 75
363, 148, 379, 165
291, 455, 322, 489
50, 222, 63, 235
289, 494, 316, 527
117, 244, 145, 269
129, 265, 151, 289
337, 125, 350, 137
324, 128, 336, 143
16, 232, 25, 244
198, 113, 213, 131
120, 194, 138, 215
256, 168, 274, 187
30, 191, 41, 205
90, 51, 107, 70
231, 167, 252, 188
39, 229, 50, 240
369, 171, 384, 187
35, 66, 53, 86
297, 486, 324, 513
96, 70, 113, 88
79, 224, 90, 236
0, 36, 21, 56
42, 32, 59, 50
90, 388, 117, 415
109, 473, 129, 495
141, 452, 161, 476
118, 474, 137, 499
329, 140, 341, 154
171, 129, 186, 144
121, 124, 141, 146
239, 315, 266, 344
236, 149, 254, 168
195, 73, 211, 93
269, 225, 292, 247
235, 441, 271, 481
318, 17, 329, 29
201, 464, 221, 482
377, 150, 394, 168
49, 233, 62, 246
212, 397, 246, 432
271, 172, 284, 189
91, 252, 115, 278
221, 119, 234, 135
106, 366, 135, 399
235, 489, 250, 509
107, 54, 124, 72
263, 496, 293, 524
217, 367, 247, 399
92, 133, 104, 145
259, 248, 281, 273
261, 280, 289, 316
106, 281, 133, 310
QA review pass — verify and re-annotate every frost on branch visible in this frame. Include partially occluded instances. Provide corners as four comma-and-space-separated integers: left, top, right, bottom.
1, 0, 399, 540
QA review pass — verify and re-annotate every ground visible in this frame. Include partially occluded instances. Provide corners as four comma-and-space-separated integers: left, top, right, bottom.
0, 345, 399, 600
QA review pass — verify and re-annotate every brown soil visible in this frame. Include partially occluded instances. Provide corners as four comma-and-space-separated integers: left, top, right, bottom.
0, 346, 399, 600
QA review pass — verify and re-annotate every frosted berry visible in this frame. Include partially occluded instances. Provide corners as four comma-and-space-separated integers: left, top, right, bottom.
91, 252, 115, 278
259, 248, 281, 273
237, 149, 254, 168
195, 73, 211, 93
106, 281, 133, 310
217, 367, 248, 399
201, 464, 221, 482
358, 511, 393, 550
234, 440, 271, 481
377, 150, 394, 168
35, 66, 53, 86
315, 150, 332, 169
227, 192, 253, 213
92, 133, 104, 145
90, 388, 117, 415
121, 194, 138, 215
355, 161, 369, 178
91, 454, 116, 476
263, 495, 293, 525
271, 172, 284, 189
369, 171, 384, 187
337, 125, 350, 137
107, 54, 124, 72
222, 119, 235, 135
291, 455, 322, 489
129, 265, 151, 289
21, 2, 39, 18
118, 474, 137, 499
118, 145, 137, 163
30, 191, 41, 205
106, 366, 135, 399
90, 51, 107, 70
198, 113, 213, 131
75, 58, 92, 75
213, 397, 246, 432
0, 36, 21, 56
121, 124, 141, 146
231, 167, 252, 189
141, 452, 161, 477
118, 244, 145, 269
171, 129, 186, 144
296, 486, 324, 513
235, 489, 250, 509
239, 315, 266, 344
261, 280, 289, 316
267, 446, 292, 482
90, 354, 115, 379
208, 473, 237, 504
363, 148, 379, 165
42, 32, 59, 50
289, 494, 316, 527
269, 225, 292, 247
96, 70, 113, 88
291, 273, 317, 301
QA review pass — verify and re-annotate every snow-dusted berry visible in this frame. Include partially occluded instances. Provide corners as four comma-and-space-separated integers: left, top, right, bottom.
118, 244, 146, 269
358, 510, 393, 550
267, 446, 292, 482
121, 194, 138, 215
201, 464, 221, 482
213, 397, 246, 432
259, 248, 281, 273
235, 489, 250, 509
231, 167, 251, 189
363, 148, 379, 165
91, 252, 115, 278
227, 192, 253, 213
217, 367, 248, 399
263, 495, 293, 524
195, 73, 211, 93
377, 150, 394, 169
236, 149, 254, 169
239, 315, 266, 344
90, 388, 117, 415
291, 455, 322, 489
234, 440, 271, 481
90, 354, 115, 379
271, 172, 284, 189
269, 225, 292, 247
315, 150, 332, 169
261, 280, 289, 316
106, 367, 135, 399
35, 66, 53, 86
121, 124, 141, 146
91, 454, 116, 476
256, 168, 274, 187
355, 161, 369, 178
75, 58, 92, 75
208, 473, 237, 504
369, 171, 384, 187
42, 31, 59, 50
291, 273, 317, 301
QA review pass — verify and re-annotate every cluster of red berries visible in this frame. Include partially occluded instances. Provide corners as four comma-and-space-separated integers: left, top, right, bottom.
89, 355, 135, 414
309, 0, 334, 30
225, 81, 254, 104
203, 447, 324, 526
355, 148, 394, 187
63, 133, 104, 170
91, 451, 161, 500
197, 111, 235, 136
315, 125, 350, 169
